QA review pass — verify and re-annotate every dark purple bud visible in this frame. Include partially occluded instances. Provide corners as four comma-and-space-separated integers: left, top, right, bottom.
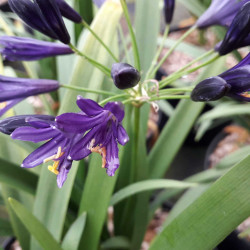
218, 2, 250, 55
164, 0, 175, 24
56, 0, 82, 23
0, 115, 55, 135
35, 0, 70, 44
191, 76, 230, 102
0, 36, 73, 61
111, 63, 141, 90
9, 0, 70, 44
196, 0, 249, 29
8, 0, 58, 40
0, 75, 59, 102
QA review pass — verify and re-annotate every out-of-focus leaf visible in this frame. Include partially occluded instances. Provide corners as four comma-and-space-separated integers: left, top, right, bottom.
8, 198, 62, 250
177, 0, 206, 17
0, 218, 13, 236
101, 236, 131, 249
110, 179, 197, 206
62, 212, 87, 250
0, 158, 37, 195
150, 155, 250, 250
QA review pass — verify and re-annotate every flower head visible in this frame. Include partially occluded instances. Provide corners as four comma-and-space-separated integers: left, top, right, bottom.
0, 75, 59, 116
216, 2, 250, 55
191, 53, 250, 102
196, 0, 250, 29
56, 96, 129, 176
164, 0, 175, 24
0, 36, 73, 61
9, 0, 70, 44
9, 115, 82, 188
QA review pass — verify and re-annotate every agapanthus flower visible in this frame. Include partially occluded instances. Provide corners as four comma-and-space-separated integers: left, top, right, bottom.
56, 96, 129, 176
7, 115, 82, 188
56, 0, 82, 23
196, 0, 250, 29
164, 0, 175, 24
93, 0, 106, 8
0, 36, 73, 61
8, 0, 70, 44
0, 75, 59, 116
216, 2, 250, 55
191, 53, 250, 102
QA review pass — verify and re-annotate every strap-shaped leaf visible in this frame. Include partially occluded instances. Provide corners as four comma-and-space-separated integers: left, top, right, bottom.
62, 212, 87, 250
0, 218, 13, 236
150, 154, 250, 249
8, 198, 62, 250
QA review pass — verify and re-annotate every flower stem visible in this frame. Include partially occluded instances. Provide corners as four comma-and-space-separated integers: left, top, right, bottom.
145, 24, 170, 80
149, 25, 197, 79
69, 43, 111, 77
60, 84, 117, 96
81, 20, 119, 62
159, 53, 220, 88
120, 0, 141, 72
150, 95, 190, 101
99, 93, 129, 105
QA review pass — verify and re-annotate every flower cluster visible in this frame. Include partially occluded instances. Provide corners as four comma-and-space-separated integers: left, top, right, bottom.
0, 97, 129, 188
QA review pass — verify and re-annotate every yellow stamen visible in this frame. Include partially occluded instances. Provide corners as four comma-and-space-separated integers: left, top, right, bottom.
241, 92, 250, 98
44, 147, 64, 175
91, 146, 107, 168
0, 102, 7, 109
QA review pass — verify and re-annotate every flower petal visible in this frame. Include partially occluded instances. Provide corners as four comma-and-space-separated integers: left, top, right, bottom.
22, 135, 67, 168
56, 112, 107, 133
57, 159, 72, 188
105, 135, 119, 176
104, 102, 124, 122
76, 96, 103, 116
11, 126, 59, 143
117, 124, 129, 145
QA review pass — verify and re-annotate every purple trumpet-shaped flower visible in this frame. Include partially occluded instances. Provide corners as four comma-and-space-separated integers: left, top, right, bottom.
93, 0, 106, 8
8, 0, 70, 44
164, 0, 175, 24
56, 0, 82, 23
191, 53, 250, 102
0, 75, 59, 116
8, 115, 82, 188
0, 36, 73, 61
196, 0, 250, 29
216, 2, 250, 55
56, 96, 129, 176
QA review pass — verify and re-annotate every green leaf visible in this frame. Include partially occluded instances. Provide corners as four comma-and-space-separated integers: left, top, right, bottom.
101, 236, 130, 249
0, 218, 13, 236
62, 212, 87, 250
0, 158, 37, 195
110, 179, 197, 206
8, 198, 62, 250
135, 0, 161, 77
148, 57, 226, 179
177, 0, 206, 16
150, 155, 250, 250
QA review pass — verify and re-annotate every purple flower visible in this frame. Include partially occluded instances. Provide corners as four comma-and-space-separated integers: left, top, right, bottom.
191, 53, 250, 102
196, 0, 250, 29
0, 36, 73, 61
216, 2, 250, 55
9, 115, 82, 188
0, 75, 59, 116
56, 0, 82, 23
56, 96, 129, 176
93, 0, 106, 8
8, 0, 70, 44
164, 0, 175, 24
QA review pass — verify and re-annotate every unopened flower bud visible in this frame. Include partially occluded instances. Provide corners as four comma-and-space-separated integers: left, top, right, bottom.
164, 0, 175, 24
111, 63, 141, 90
191, 76, 230, 102
218, 2, 250, 55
